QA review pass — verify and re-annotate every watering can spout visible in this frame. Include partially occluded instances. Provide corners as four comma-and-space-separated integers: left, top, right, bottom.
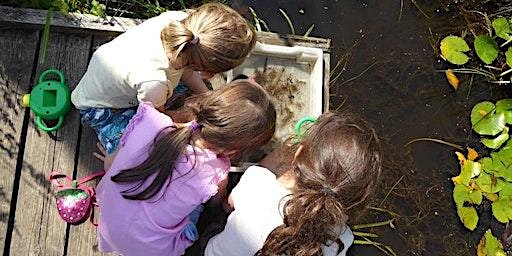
21, 94, 30, 107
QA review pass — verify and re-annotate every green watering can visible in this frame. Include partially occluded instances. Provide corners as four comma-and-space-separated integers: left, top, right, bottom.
22, 69, 71, 132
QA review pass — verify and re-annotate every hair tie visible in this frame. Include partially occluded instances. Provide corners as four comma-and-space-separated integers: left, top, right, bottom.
190, 33, 200, 45
321, 187, 337, 197
189, 120, 201, 132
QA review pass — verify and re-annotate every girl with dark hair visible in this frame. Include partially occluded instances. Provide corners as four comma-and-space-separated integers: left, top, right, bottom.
94, 79, 276, 256
205, 112, 382, 256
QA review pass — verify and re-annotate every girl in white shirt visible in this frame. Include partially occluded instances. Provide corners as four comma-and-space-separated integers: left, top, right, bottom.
71, 3, 255, 154
205, 112, 382, 256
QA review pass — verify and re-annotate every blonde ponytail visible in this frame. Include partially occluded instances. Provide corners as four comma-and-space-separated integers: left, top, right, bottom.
161, 3, 256, 73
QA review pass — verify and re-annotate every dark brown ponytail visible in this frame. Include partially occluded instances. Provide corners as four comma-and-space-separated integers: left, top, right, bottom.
257, 112, 382, 255
112, 80, 276, 201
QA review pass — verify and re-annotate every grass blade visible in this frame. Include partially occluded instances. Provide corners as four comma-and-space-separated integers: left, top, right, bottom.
279, 9, 295, 35
177, 0, 186, 10
303, 24, 314, 37
353, 219, 395, 230
259, 18, 271, 32
249, 7, 262, 32
39, 8, 53, 65
404, 137, 463, 150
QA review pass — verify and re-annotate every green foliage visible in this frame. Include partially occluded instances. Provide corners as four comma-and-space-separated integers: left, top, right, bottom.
471, 102, 506, 136
492, 17, 512, 40
506, 47, 512, 68
481, 127, 509, 149
474, 35, 499, 64
440, 35, 470, 65
477, 229, 506, 256
453, 99, 512, 233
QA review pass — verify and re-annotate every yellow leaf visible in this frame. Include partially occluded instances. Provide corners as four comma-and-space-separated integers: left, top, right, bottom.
477, 235, 485, 256
479, 110, 488, 116
467, 147, 478, 161
445, 69, 460, 90
484, 192, 499, 202
452, 176, 461, 185
456, 151, 466, 166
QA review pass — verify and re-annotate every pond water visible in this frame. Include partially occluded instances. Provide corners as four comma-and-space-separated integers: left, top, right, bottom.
231, 0, 512, 255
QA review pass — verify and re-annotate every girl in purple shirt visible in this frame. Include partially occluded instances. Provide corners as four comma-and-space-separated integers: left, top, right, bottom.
94, 79, 276, 256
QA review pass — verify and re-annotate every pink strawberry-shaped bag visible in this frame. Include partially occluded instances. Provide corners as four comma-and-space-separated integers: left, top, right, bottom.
49, 171, 105, 225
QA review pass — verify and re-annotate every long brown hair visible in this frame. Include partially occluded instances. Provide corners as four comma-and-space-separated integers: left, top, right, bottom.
161, 3, 256, 73
257, 112, 382, 256
112, 80, 276, 200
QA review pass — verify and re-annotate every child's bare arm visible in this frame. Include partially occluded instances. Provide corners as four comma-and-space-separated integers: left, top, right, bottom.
181, 69, 209, 94
207, 178, 229, 209
93, 142, 118, 171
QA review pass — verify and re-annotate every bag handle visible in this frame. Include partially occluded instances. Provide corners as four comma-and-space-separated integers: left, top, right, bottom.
49, 170, 106, 188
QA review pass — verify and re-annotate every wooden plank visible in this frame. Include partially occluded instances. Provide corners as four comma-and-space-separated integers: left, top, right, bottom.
66, 35, 114, 256
323, 52, 330, 112
0, 6, 330, 50
9, 31, 91, 255
257, 31, 331, 51
0, 26, 40, 254
0, 5, 143, 35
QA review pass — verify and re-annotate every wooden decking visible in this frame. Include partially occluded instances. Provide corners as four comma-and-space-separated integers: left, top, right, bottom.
0, 6, 330, 255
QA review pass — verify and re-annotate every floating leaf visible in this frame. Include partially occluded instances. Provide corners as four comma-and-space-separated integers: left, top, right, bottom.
481, 127, 509, 149
475, 172, 504, 193
506, 47, 512, 68
460, 160, 482, 185
445, 69, 460, 90
493, 17, 512, 40
479, 157, 493, 173
500, 182, 512, 199
440, 36, 470, 65
454, 184, 482, 206
483, 192, 499, 202
491, 198, 512, 223
491, 149, 512, 181
474, 35, 499, 64
496, 99, 512, 125
471, 102, 506, 136
477, 229, 506, 256
457, 205, 479, 230
467, 147, 479, 161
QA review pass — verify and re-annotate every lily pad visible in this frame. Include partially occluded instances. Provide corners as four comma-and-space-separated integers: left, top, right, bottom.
493, 17, 512, 40
455, 160, 482, 185
481, 127, 509, 149
480, 157, 495, 174
506, 47, 512, 68
456, 205, 479, 231
474, 35, 499, 64
475, 172, 504, 193
454, 184, 482, 206
492, 149, 512, 181
477, 229, 506, 256
440, 35, 470, 65
496, 99, 512, 124
491, 198, 512, 223
471, 102, 506, 136
499, 182, 512, 199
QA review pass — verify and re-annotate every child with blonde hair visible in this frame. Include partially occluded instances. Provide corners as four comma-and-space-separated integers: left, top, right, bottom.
72, 2, 256, 153
94, 79, 276, 256
205, 112, 382, 256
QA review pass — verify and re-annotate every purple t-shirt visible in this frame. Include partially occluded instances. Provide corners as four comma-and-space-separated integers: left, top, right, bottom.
96, 102, 230, 256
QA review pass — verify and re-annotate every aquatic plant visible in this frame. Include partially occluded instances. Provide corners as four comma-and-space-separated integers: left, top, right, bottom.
439, 16, 512, 86
449, 99, 512, 254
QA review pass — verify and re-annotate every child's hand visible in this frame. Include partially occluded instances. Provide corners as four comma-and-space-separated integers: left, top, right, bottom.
93, 142, 116, 171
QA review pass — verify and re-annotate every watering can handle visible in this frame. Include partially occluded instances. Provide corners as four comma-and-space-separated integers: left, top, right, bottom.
36, 116, 64, 132
38, 69, 65, 84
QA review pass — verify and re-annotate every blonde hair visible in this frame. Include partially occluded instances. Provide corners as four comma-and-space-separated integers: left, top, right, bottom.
161, 3, 256, 73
